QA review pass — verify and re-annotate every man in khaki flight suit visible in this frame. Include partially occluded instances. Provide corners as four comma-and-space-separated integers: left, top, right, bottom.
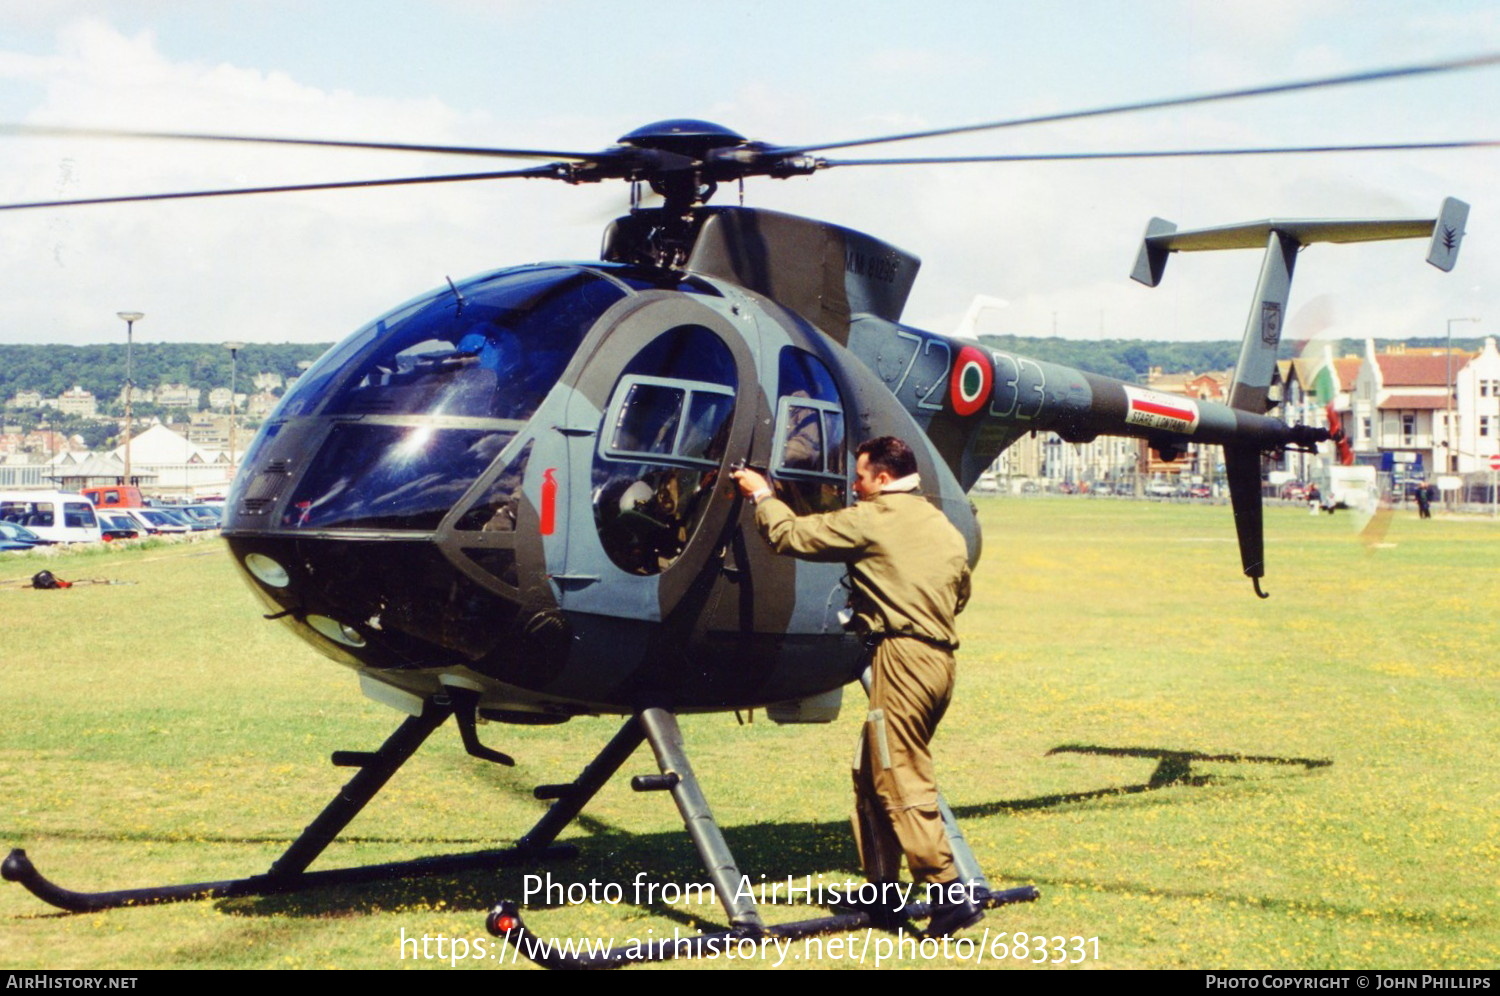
732, 436, 982, 938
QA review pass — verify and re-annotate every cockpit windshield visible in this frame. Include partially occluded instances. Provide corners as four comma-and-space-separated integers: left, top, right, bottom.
263, 265, 630, 533
272, 266, 628, 422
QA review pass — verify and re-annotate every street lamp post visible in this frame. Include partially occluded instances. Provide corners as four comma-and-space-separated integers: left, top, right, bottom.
224, 341, 245, 475
116, 311, 144, 485
1445, 316, 1480, 474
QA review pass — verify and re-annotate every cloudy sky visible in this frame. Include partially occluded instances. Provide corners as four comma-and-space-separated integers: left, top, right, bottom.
0, 1, 1495, 350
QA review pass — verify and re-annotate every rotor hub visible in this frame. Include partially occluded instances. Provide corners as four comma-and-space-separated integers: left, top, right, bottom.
617, 119, 748, 159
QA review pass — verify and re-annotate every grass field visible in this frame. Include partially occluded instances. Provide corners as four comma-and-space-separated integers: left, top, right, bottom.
1, 501, 1496, 970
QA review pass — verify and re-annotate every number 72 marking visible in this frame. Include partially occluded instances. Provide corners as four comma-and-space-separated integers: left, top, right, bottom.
892, 329, 951, 412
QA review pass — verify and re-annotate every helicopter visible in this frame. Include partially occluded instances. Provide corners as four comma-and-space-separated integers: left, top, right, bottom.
0, 56, 1486, 967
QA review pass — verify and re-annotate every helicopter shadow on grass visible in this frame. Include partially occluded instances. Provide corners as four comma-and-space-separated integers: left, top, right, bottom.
987, 748, 1470, 932
4, 829, 502, 847
211, 742, 1332, 923
213, 812, 857, 927
950, 742, 1334, 820
1014, 870, 1474, 931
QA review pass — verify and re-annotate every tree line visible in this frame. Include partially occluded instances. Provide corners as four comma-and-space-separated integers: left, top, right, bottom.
0, 342, 333, 403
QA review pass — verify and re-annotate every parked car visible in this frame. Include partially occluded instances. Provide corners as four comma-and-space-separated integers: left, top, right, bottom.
178, 505, 223, 528
119, 507, 192, 535
0, 520, 47, 547
0, 519, 46, 551
96, 511, 142, 542
151, 506, 213, 531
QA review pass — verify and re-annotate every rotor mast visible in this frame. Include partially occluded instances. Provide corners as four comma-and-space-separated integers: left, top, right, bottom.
592, 119, 819, 267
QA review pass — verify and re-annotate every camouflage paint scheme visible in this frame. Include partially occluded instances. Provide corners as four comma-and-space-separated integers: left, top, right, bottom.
222, 204, 1433, 723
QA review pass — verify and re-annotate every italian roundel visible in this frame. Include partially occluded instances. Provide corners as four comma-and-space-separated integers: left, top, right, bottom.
949, 346, 993, 416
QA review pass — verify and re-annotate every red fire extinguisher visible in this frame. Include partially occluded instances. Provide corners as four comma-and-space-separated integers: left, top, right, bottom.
540, 468, 557, 536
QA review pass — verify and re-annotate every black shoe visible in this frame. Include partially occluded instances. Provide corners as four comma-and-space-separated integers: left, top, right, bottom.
834, 892, 909, 931
925, 886, 984, 938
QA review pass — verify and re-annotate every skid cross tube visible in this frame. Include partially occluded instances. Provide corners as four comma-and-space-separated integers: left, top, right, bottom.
515, 714, 647, 853
3, 699, 590, 913
270, 701, 454, 878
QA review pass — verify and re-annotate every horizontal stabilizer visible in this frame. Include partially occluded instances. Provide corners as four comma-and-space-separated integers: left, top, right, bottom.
1131, 197, 1467, 285
1145, 217, 1436, 253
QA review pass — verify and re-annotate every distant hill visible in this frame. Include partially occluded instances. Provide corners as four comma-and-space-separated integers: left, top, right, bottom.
975, 335, 1239, 382
0, 342, 333, 405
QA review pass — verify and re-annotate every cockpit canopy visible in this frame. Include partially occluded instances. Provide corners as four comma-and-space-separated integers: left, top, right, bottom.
242, 265, 633, 532
273, 265, 626, 423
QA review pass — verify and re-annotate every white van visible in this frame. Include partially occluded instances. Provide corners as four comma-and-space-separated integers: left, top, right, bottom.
0, 491, 103, 543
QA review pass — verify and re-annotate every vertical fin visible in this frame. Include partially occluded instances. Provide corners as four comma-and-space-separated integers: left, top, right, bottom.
1224, 231, 1297, 592
1228, 230, 1298, 414
1426, 197, 1468, 272
1224, 444, 1267, 589
1130, 218, 1177, 287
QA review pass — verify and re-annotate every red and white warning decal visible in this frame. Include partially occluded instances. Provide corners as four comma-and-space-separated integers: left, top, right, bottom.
1123, 386, 1199, 434
949, 346, 993, 416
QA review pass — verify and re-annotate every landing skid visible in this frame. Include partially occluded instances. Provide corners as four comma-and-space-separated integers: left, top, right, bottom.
2, 697, 592, 913
5, 698, 1036, 969
486, 706, 1038, 969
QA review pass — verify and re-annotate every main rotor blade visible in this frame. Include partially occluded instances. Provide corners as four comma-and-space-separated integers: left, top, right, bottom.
0, 123, 603, 162
0, 166, 562, 212
822, 139, 1500, 167
777, 53, 1500, 155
